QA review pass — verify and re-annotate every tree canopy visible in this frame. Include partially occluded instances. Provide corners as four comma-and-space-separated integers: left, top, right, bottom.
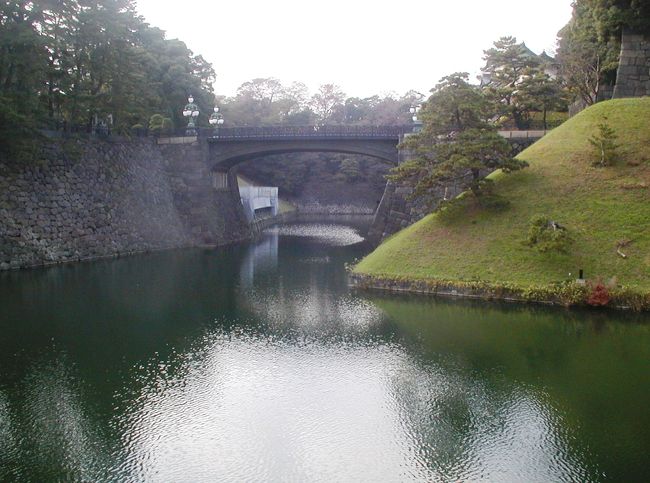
0, 0, 216, 132
218, 78, 422, 127
481, 36, 565, 128
555, 0, 650, 106
390, 73, 527, 205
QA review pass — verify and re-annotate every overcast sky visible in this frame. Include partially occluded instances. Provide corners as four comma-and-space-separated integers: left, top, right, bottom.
135, 0, 574, 98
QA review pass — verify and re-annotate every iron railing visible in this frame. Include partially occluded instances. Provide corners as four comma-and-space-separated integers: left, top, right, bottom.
38, 123, 413, 140
206, 125, 412, 140
38, 122, 549, 141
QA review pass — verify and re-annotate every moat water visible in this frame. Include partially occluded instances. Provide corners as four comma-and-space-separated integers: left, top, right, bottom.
0, 222, 648, 482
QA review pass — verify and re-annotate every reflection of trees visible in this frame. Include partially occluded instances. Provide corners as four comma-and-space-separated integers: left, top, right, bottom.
0, 248, 248, 373
0, 391, 17, 479
0, 353, 112, 480
384, 356, 593, 481
374, 295, 647, 481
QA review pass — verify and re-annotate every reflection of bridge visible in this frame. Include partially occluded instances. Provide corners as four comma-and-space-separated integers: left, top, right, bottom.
239, 230, 278, 288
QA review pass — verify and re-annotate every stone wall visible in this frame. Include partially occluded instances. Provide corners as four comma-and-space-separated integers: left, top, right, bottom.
0, 138, 249, 270
159, 141, 249, 246
613, 29, 650, 98
368, 138, 539, 243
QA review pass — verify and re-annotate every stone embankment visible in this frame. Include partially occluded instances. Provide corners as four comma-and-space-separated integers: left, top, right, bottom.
0, 138, 249, 270
368, 137, 539, 243
613, 29, 650, 98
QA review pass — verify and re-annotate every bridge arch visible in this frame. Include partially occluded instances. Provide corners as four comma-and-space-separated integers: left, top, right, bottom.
208, 139, 400, 171
206, 126, 407, 171
210, 141, 398, 171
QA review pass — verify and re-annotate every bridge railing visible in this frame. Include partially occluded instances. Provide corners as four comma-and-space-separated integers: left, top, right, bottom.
207, 125, 412, 140
39, 122, 549, 142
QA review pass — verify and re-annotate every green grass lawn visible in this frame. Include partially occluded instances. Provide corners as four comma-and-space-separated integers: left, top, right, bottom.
355, 98, 650, 292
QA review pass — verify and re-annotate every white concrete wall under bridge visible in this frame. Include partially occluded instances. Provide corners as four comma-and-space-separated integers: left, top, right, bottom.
239, 186, 279, 222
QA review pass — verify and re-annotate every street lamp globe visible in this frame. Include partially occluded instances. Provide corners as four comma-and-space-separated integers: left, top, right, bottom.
410, 104, 423, 133
183, 95, 200, 135
209, 105, 224, 135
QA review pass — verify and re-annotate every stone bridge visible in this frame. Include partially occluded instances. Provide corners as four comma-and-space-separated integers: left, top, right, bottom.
159, 126, 546, 245
207, 126, 408, 171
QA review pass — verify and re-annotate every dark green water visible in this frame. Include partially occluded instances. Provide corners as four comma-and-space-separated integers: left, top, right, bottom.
0, 223, 648, 482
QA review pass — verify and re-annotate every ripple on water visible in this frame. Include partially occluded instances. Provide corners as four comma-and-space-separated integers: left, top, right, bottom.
100, 325, 600, 482
1, 223, 639, 482
265, 223, 365, 246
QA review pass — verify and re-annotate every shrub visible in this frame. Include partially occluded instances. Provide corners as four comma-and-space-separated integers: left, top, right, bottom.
526, 215, 573, 253
475, 179, 510, 210
587, 279, 611, 306
161, 117, 173, 134
148, 114, 172, 135
588, 119, 620, 167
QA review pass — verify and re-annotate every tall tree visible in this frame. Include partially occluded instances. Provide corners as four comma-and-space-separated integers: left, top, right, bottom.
0, 0, 216, 133
517, 72, 566, 130
481, 36, 540, 128
0, 2, 48, 118
421, 73, 491, 133
590, 0, 650, 37
310, 83, 345, 125
556, 0, 620, 106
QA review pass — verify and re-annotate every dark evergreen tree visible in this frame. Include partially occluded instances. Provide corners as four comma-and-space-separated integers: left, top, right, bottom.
389, 73, 527, 206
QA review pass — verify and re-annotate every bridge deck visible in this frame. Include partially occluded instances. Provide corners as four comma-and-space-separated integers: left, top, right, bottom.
207, 125, 409, 141
203, 126, 547, 142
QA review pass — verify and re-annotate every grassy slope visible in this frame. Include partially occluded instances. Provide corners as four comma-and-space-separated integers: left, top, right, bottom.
355, 98, 650, 291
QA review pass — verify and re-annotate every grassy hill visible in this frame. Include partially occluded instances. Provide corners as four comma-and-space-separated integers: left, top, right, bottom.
355, 98, 650, 306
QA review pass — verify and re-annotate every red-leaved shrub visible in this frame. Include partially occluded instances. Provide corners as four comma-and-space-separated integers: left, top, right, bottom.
587, 281, 610, 306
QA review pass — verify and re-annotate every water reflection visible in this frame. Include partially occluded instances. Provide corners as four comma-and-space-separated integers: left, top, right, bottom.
111, 331, 428, 481
0, 350, 115, 480
240, 230, 278, 288
0, 223, 648, 481
265, 223, 366, 246
238, 224, 383, 333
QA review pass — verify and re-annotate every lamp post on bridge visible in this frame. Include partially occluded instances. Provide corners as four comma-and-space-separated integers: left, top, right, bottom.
182, 95, 200, 136
410, 104, 423, 133
209, 106, 224, 137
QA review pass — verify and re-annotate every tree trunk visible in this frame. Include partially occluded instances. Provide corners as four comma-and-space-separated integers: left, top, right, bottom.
470, 168, 481, 196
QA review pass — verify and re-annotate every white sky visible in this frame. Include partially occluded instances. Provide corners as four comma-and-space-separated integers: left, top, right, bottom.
135, 0, 574, 98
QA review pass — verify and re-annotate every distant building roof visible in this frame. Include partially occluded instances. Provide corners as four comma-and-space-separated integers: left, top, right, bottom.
519, 42, 538, 58
539, 50, 556, 63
